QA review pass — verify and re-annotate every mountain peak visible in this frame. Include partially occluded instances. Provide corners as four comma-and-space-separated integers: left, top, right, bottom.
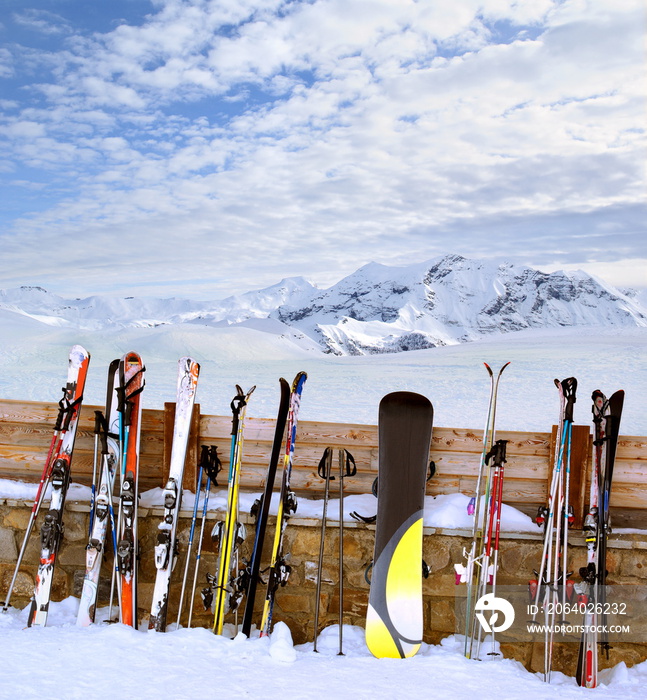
1, 256, 645, 355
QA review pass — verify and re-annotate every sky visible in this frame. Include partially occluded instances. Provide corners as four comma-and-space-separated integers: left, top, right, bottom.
0, 0, 645, 300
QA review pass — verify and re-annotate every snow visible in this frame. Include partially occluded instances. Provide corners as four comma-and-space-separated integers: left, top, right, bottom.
0, 322, 645, 435
1, 599, 647, 699
0, 479, 539, 533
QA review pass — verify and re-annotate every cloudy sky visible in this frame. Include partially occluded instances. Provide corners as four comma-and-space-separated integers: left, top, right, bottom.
0, 0, 645, 299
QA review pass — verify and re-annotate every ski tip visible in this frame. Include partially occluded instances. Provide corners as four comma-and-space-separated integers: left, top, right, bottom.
69, 345, 91, 365
484, 361, 510, 377
122, 350, 143, 362
292, 371, 308, 389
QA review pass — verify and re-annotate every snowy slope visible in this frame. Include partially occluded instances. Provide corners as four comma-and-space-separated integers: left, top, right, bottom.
1, 600, 646, 700
1, 255, 645, 356
0, 321, 645, 436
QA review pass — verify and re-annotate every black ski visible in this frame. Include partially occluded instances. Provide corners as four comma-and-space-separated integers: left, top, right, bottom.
576, 389, 624, 686
240, 377, 291, 637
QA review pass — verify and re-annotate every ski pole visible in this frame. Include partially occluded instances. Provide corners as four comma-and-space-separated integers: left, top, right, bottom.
313, 448, 333, 652
338, 448, 356, 656
188, 447, 220, 626
2, 389, 73, 612
176, 450, 206, 627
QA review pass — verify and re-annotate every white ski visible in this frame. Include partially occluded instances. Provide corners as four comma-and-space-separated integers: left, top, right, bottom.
148, 357, 200, 632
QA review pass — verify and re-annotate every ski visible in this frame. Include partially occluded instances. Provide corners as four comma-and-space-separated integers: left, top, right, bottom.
576, 388, 624, 687
210, 384, 256, 635
240, 377, 291, 637
365, 391, 433, 659
148, 357, 200, 632
529, 377, 577, 682
115, 351, 146, 627
77, 359, 121, 626
258, 371, 307, 637
27, 345, 91, 627
3, 349, 90, 614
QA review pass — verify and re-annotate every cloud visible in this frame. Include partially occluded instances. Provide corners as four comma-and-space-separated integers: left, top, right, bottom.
12, 9, 73, 36
0, 0, 645, 297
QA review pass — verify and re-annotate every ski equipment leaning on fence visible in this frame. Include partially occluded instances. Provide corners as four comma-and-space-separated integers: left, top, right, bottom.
240, 378, 291, 637
3, 346, 90, 615
259, 371, 307, 637
529, 377, 577, 682
77, 359, 121, 626
148, 356, 200, 632
365, 391, 433, 659
575, 388, 624, 687
454, 362, 509, 659
27, 345, 91, 627
210, 384, 255, 634
115, 352, 146, 627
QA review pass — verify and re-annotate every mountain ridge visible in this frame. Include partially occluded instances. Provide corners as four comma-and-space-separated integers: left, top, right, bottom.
1, 255, 645, 355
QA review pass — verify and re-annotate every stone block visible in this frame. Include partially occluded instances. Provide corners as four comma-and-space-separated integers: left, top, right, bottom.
0, 565, 34, 603
0, 526, 18, 562
2, 507, 31, 531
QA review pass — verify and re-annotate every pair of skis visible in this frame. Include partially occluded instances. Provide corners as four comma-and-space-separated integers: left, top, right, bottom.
75, 352, 146, 627
1, 346, 91, 626
238, 377, 291, 636
207, 383, 256, 634
575, 389, 624, 687
77, 355, 201, 632
530, 377, 578, 682
201, 372, 307, 637
454, 363, 509, 660
257, 372, 307, 637
77, 359, 121, 626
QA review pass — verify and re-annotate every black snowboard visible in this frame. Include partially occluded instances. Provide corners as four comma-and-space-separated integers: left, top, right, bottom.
366, 391, 433, 658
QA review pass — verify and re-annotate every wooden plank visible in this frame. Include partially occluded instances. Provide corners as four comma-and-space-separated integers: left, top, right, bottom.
0, 399, 165, 430
616, 436, 647, 460
608, 484, 647, 510
0, 398, 62, 424
1, 399, 646, 514
431, 428, 552, 457
609, 459, 647, 484
569, 424, 592, 529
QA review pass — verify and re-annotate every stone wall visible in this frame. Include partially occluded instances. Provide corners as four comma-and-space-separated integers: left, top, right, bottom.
1, 497, 646, 678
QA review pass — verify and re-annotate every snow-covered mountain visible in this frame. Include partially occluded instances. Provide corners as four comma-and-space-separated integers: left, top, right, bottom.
1, 255, 645, 355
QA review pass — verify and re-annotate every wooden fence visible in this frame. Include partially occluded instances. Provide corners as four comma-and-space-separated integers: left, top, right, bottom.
0, 398, 645, 526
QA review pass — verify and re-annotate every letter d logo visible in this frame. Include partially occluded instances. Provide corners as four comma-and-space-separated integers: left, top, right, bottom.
474, 593, 515, 633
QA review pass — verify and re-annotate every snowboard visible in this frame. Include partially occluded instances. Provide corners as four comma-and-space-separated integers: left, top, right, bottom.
365, 391, 433, 659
